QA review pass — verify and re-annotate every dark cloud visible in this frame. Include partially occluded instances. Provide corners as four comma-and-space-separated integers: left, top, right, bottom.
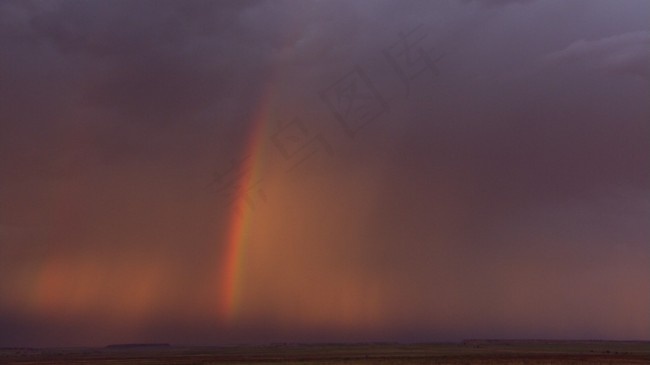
545, 31, 650, 79
462, 0, 536, 7
1, 0, 649, 346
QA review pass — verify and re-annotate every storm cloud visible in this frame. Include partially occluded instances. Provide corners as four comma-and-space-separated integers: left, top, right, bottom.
1, 0, 648, 346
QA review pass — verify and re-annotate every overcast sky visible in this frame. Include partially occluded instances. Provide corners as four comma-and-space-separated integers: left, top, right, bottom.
1, 0, 649, 347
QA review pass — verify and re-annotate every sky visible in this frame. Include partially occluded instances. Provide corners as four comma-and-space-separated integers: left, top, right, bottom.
0, 0, 649, 347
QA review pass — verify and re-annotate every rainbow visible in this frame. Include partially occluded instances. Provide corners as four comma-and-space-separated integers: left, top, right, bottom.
216, 12, 305, 321
218, 87, 273, 321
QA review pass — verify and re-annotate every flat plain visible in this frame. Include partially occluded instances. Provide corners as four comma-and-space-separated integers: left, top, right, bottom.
1, 340, 648, 364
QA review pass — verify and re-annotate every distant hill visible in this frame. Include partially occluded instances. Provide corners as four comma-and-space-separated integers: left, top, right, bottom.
105, 343, 171, 349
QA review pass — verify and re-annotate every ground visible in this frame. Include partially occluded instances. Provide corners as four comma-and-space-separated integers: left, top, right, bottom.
1, 340, 648, 364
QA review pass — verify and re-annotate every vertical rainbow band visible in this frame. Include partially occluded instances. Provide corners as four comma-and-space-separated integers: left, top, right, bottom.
218, 88, 272, 321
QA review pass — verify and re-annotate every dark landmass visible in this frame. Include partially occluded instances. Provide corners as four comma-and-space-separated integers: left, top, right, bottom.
105, 343, 171, 349
1, 340, 648, 364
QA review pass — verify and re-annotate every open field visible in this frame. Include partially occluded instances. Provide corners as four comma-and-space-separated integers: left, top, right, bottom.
1, 341, 648, 364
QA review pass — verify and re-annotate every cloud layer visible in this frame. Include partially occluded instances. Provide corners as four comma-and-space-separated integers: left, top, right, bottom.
1, 0, 649, 346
